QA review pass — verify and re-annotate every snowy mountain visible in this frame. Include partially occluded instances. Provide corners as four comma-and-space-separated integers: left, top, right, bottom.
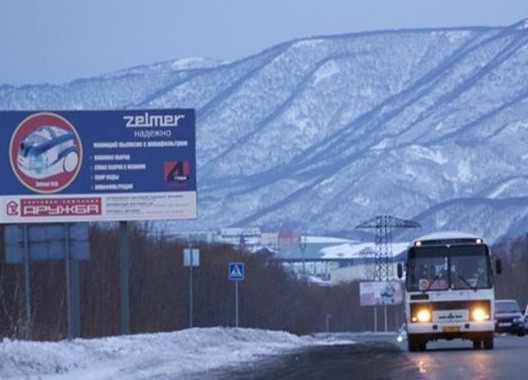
2, 21, 528, 243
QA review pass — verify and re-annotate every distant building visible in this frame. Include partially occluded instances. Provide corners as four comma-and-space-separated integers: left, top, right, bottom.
260, 232, 279, 251
159, 225, 408, 284
277, 230, 300, 246
330, 261, 404, 284
217, 227, 262, 247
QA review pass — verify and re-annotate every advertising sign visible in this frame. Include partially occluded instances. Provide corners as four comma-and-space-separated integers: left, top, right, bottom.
359, 281, 403, 306
0, 110, 196, 223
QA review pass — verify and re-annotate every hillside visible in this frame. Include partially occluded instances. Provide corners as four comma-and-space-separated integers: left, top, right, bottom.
2, 21, 528, 242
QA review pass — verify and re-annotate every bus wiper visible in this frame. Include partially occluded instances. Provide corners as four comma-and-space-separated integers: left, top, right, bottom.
424, 275, 443, 292
456, 274, 477, 291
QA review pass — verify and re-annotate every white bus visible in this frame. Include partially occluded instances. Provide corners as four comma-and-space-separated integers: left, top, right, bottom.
397, 232, 502, 351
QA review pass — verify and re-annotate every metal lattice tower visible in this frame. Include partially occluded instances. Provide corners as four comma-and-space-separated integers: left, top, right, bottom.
356, 215, 421, 281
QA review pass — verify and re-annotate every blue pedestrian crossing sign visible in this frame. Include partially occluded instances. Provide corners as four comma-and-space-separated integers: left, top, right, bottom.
228, 262, 245, 281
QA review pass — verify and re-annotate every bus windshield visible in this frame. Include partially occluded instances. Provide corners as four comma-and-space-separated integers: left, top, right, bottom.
407, 244, 491, 291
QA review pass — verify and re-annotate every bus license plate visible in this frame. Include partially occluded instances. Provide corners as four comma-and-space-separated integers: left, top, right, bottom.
442, 326, 460, 333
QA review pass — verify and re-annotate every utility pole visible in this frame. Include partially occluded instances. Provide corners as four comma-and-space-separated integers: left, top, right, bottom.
356, 215, 420, 332
298, 234, 307, 276
356, 215, 420, 281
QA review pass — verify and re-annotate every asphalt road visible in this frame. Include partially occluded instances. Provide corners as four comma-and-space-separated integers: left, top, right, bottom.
407, 334, 528, 380
189, 333, 528, 380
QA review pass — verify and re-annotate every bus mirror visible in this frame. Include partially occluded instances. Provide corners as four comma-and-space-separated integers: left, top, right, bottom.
397, 263, 403, 279
495, 259, 502, 274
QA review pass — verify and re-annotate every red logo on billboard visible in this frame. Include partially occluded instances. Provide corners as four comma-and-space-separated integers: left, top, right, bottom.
6, 201, 19, 216
10, 112, 83, 194
164, 161, 189, 183
20, 198, 101, 217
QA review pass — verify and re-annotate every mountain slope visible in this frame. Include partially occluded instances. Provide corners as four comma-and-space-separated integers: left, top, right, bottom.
2, 21, 528, 242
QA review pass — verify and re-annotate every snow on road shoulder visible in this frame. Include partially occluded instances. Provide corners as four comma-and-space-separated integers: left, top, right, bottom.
0, 327, 346, 380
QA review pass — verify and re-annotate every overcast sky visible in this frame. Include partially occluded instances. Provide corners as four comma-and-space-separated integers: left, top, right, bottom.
1, 0, 526, 86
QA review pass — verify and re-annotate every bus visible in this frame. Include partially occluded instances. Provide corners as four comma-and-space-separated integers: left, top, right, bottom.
397, 232, 502, 351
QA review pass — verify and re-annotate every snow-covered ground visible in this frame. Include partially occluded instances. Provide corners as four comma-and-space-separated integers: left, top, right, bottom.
0, 328, 352, 379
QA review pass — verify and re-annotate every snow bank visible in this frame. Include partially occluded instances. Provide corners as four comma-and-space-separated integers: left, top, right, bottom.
0, 328, 326, 379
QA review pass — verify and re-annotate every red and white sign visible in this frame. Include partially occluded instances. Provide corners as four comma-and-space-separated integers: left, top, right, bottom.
20, 198, 101, 217
9, 112, 82, 194
4, 197, 101, 219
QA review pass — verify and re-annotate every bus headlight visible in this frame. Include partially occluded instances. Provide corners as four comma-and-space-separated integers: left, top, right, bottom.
410, 303, 432, 323
471, 307, 489, 321
416, 309, 432, 323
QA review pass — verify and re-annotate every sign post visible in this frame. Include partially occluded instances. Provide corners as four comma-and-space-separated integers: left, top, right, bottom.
64, 223, 72, 340
119, 221, 130, 335
184, 248, 199, 328
23, 225, 31, 340
228, 262, 244, 327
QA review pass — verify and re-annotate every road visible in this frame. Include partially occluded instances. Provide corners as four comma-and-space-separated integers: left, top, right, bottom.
190, 333, 528, 379
407, 334, 528, 379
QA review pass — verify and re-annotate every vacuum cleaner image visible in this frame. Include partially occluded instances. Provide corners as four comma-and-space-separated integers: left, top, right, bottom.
17, 125, 79, 179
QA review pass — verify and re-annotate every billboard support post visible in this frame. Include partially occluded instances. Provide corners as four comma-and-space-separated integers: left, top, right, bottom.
70, 258, 81, 338
23, 224, 31, 340
64, 224, 72, 340
119, 221, 130, 335
64, 223, 81, 340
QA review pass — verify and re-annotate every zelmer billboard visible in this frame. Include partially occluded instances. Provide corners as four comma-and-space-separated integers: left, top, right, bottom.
0, 110, 196, 223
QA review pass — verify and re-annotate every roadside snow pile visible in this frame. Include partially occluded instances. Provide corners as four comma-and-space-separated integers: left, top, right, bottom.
0, 328, 322, 379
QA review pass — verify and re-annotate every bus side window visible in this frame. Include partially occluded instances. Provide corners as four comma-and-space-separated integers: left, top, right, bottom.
495, 259, 502, 274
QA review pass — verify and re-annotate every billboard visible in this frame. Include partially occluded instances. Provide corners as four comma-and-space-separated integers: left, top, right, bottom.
0, 110, 196, 223
359, 281, 403, 306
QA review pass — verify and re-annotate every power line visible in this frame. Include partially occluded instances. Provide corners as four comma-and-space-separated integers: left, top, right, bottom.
356, 215, 421, 281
